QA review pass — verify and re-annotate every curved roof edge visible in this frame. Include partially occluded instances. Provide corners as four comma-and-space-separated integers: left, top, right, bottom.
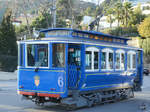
39, 28, 130, 40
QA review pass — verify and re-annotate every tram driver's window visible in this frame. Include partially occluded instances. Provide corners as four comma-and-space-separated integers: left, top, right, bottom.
27, 44, 48, 67
52, 44, 65, 67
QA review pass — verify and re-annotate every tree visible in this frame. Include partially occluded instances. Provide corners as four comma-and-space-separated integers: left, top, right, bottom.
0, 9, 17, 56
138, 16, 150, 56
114, 2, 123, 27
123, 2, 132, 27
106, 8, 114, 28
31, 12, 52, 29
128, 4, 146, 26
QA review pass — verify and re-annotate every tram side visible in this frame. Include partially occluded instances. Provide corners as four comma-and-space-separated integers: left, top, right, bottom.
76, 44, 143, 93
17, 27, 143, 109
17, 41, 143, 108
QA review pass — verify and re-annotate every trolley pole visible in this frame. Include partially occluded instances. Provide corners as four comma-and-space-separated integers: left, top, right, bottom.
52, 0, 56, 28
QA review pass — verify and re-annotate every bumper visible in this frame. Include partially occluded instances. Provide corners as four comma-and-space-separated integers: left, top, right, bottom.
18, 91, 60, 98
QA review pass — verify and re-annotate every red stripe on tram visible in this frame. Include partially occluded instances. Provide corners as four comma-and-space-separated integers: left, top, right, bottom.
37, 93, 60, 98
18, 91, 35, 96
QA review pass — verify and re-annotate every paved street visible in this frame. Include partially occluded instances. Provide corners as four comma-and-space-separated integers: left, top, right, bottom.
0, 76, 150, 112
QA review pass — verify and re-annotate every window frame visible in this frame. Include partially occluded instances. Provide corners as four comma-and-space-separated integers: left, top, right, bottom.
85, 47, 99, 72
127, 50, 136, 70
25, 42, 50, 69
18, 43, 24, 67
101, 48, 114, 71
115, 49, 125, 71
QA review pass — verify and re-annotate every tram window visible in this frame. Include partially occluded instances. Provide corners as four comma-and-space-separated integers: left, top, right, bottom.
68, 48, 81, 66
127, 54, 131, 69
85, 47, 99, 71
101, 52, 106, 69
115, 53, 120, 69
115, 50, 125, 70
133, 54, 136, 69
27, 44, 48, 67
52, 44, 65, 67
94, 52, 99, 69
101, 49, 113, 70
127, 51, 136, 70
121, 53, 125, 70
108, 52, 113, 69
85, 51, 92, 70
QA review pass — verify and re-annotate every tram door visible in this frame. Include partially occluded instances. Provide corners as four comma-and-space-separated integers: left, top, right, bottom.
68, 44, 81, 89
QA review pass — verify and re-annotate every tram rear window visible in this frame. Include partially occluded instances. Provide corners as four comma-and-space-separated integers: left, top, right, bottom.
52, 44, 65, 67
27, 44, 48, 67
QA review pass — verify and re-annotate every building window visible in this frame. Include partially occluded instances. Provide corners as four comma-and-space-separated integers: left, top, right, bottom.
85, 47, 99, 71
115, 49, 125, 70
101, 48, 114, 70
127, 51, 136, 70
52, 44, 65, 67
27, 44, 48, 67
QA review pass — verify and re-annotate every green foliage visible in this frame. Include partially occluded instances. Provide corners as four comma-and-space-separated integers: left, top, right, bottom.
0, 9, 17, 72
138, 16, 150, 38
102, 26, 138, 37
84, 7, 96, 17
129, 4, 146, 26
0, 9, 17, 56
31, 12, 52, 29
0, 55, 17, 72
138, 16, 150, 56
106, 8, 115, 28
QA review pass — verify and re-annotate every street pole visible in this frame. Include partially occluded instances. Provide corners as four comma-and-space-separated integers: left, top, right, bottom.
52, 0, 56, 28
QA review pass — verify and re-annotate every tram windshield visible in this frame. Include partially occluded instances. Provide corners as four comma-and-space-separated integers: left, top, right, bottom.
27, 44, 48, 67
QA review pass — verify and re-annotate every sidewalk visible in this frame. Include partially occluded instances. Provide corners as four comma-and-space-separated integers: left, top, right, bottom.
0, 71, 17, 81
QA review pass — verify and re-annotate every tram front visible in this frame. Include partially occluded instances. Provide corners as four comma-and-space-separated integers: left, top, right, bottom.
17, 41, 67, 104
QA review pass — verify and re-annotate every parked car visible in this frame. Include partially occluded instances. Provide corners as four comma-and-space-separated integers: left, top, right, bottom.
143, 68, 149, 76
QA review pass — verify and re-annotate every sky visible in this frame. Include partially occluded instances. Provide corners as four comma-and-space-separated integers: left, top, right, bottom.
82, 0, 105, 4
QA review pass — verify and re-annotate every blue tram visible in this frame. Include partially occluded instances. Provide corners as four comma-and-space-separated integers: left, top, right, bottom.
17, 28, 143, 108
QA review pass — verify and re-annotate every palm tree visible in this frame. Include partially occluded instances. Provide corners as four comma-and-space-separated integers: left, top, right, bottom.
123, 2, 132, 27
114, 2, 123, 27
106, 8, 114, 28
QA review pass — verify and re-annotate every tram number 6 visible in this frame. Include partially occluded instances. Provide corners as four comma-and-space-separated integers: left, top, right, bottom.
58, 76, 64, 87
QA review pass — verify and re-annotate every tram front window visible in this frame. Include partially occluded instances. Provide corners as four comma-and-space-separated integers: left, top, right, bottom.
27, 44, 48, 67
52, 44, 65, 67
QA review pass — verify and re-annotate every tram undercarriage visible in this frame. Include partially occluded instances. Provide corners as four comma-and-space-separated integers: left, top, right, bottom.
22, 88, 134, 110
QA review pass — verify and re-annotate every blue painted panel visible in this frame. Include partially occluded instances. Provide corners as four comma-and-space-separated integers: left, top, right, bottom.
82, 72, 123, 89
18, 69, 67, 97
